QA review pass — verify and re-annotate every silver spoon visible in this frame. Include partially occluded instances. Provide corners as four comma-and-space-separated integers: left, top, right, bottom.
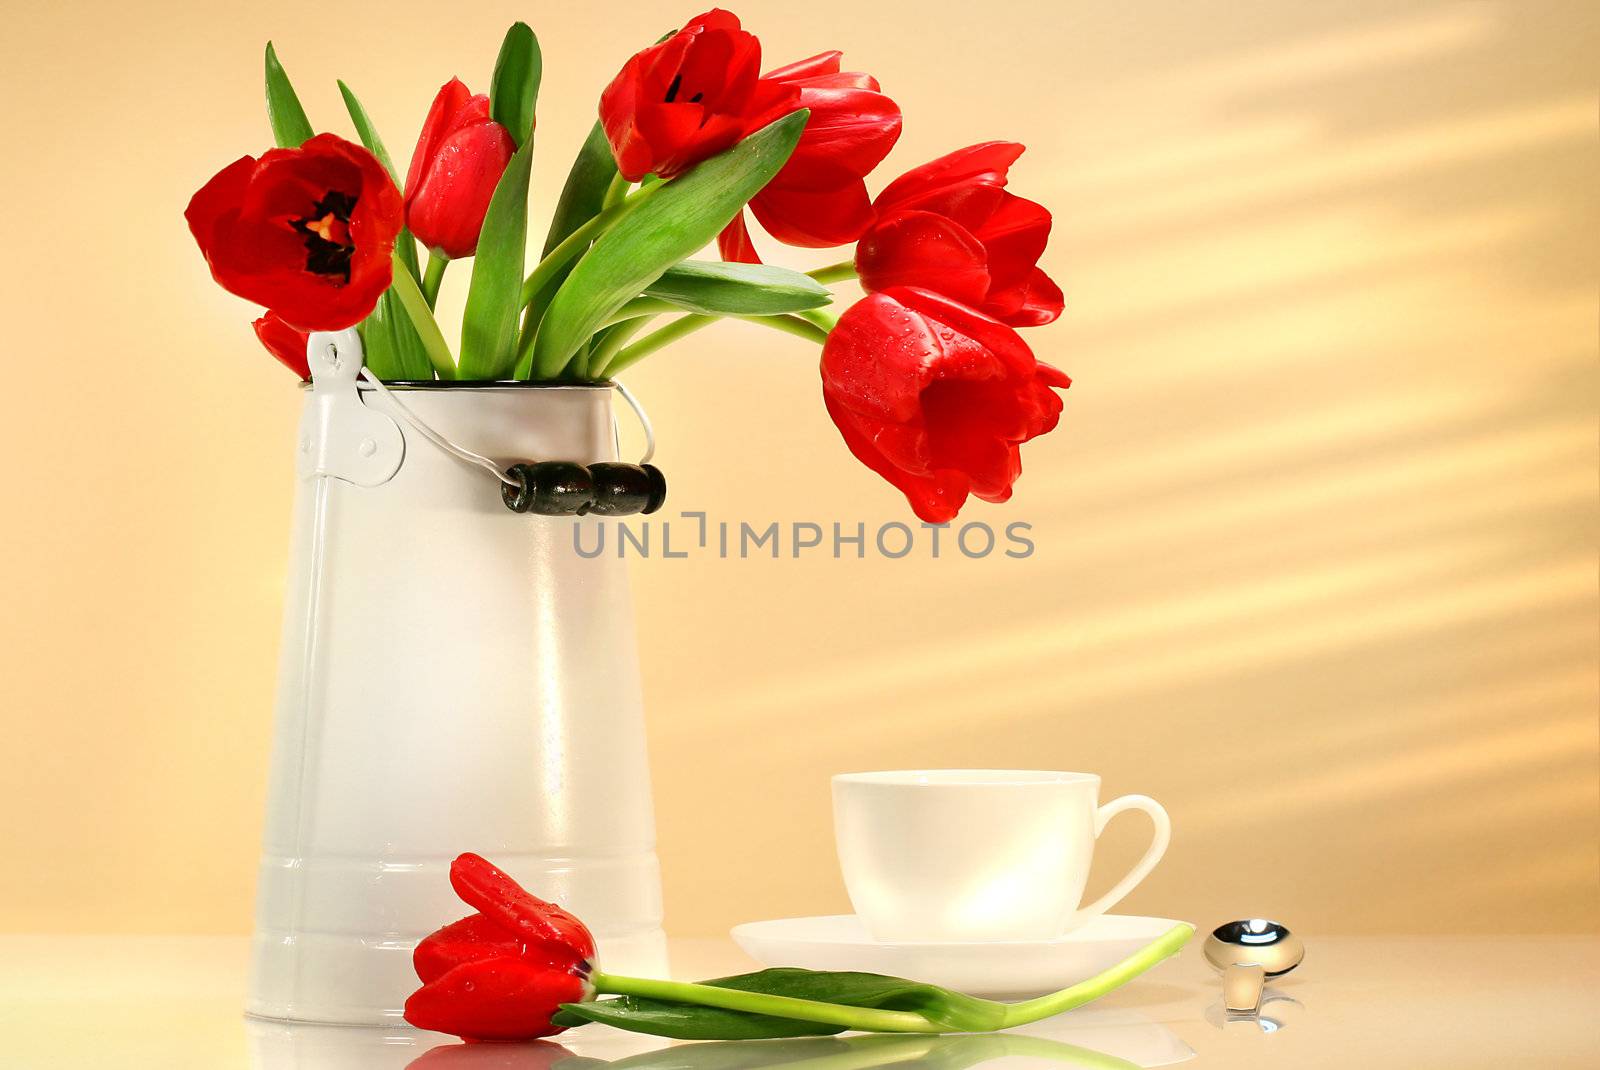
1202, 919, 1304, 1015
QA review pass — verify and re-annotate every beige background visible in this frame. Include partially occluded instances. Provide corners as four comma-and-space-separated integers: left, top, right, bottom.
0, 0, 1595, 937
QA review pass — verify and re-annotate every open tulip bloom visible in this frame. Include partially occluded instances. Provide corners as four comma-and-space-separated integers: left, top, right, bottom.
407, 855, 1192, 1043
187, 9, 1071, 519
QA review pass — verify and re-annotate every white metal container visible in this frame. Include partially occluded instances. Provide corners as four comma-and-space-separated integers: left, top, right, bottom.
247, 341, 666, 1024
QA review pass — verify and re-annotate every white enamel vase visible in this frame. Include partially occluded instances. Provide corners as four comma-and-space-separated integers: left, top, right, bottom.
247, 332, 667, 1024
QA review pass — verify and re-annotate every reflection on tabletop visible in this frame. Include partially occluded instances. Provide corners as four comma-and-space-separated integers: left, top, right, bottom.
245, 1007, 1193, 1069
1203, 988, 1304, 1034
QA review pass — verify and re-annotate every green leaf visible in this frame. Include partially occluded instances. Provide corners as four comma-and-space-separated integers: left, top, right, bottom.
490, 22, 541, 148
263, 43, 314, 148
335, 80, 402, 181
336, 79, 422, 285
531, 110, 809, 378
699, 969, 1006, 1033
643, 261, 832, 316
458, 137, 535, 379
552, 998, 842, 1041
543, 122, 617, 257
510, 122, 622, 378
389, 253, 458, 378
359, 289, 434, 380
393, 226, 423, 286
554, 968, 1005, 1041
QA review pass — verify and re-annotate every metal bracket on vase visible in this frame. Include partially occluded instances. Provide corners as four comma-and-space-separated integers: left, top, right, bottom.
297, 329, 405, 487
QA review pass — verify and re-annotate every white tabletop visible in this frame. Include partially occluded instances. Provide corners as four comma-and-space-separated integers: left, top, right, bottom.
2, 934, 1596, 1068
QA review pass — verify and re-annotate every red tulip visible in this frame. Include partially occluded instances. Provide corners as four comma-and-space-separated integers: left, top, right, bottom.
448, 851, 596, 964
403, 853, 596, 1042
821, 286, 1070, 522
405, 955, 590, 1042
405, 79, 516, 259
718, 51, 902, 260
251, 312, 310, 379
855, 142, 1064, 328
186, 134, 402, 331
599, 9, 799, 182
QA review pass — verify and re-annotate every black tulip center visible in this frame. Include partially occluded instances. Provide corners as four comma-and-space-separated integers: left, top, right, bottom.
292, 190, 358, 282
663, 74, 704, 105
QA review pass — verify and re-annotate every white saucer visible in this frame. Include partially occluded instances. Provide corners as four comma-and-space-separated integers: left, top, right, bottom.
730, 914, 1191, 999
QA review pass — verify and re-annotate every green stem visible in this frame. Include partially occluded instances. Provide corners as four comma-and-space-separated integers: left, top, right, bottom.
519, 180, 662, 309
517, 197, 632, 309
603, 302, 826, 345
421, 251, 448, 309
396, 229, 423, 284
389, 252, 456, 379
797, 307, 840, 333
604, 296, 681, 325
603, 312, 829, 377
519, 206, 616, 308
512, 182, 664, 377
808, 260, 858, 284
511, 303, 543, 380
592, 974, 940, 1035
591, 925, 1190, 1038
997, 924, 1194, 1027
751, 314, 831, 345
601, 314, 712, 376
587, 316, 657, 379
569, 341, 594, 382
601, 170, 632, 210
575, 925, 1191, 1045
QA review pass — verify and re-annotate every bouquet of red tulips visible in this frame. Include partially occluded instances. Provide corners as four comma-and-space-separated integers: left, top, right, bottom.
187, 10, 1070, 521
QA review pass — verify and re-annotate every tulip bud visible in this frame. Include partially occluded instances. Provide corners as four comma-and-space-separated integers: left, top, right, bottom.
405, 79, 517, 259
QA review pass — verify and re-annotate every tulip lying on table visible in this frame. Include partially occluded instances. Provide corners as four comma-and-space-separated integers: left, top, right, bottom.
405, 854, 1193, 1042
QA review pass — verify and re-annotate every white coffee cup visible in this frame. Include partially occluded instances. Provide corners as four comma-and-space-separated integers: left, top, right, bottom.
832, 770, 1171, 943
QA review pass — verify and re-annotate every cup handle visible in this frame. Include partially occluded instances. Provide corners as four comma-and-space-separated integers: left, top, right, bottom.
1069, 794, 1172, 927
